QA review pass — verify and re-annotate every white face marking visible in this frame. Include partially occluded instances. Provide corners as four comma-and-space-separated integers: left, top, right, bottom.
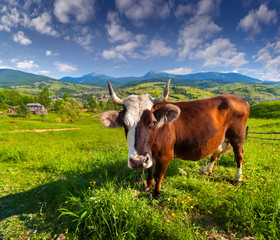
124, 94, 154, 168
127, 126, 138, 169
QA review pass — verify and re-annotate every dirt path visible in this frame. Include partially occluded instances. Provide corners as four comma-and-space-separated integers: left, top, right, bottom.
90, 113, 102, 118
10, 128, 81, 133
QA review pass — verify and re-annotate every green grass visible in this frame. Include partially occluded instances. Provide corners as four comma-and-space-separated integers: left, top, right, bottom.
0, 113, 279, 239
250, 100, 280, 119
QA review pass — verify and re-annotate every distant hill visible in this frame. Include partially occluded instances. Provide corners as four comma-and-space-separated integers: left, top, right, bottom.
0, 69, 100, 97
0, 69, 55, 88
250, 100, 280, 119
60, 71, 263, 87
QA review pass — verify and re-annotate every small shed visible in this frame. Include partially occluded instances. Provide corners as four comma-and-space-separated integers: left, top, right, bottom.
27, 103, 48, 115
8, 106, 19, 114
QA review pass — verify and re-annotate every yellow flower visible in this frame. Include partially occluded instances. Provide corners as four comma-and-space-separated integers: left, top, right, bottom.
171, 213, 175, 217
93, 181, 96, 184
90, 181, 92, 184
182, 201, 184, 204
88, 187, 91, 189
166, 219, 170, 223
190, 206, 194, 209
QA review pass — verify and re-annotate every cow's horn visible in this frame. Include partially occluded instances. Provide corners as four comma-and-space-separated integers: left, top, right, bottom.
107, 81, 124, 105
153, 79, 170, 105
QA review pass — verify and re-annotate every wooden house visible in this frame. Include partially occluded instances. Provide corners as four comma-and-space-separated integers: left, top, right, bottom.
7, 106, 18, 114
27, 103, 47, 115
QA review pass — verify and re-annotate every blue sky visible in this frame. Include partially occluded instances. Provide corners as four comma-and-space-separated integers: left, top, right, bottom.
0, 0, 280, 81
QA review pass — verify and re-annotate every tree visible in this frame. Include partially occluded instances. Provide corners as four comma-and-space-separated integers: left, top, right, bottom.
53, 99, 63, 112
63, 93, 70, 101
88, 96, 98, 110
98, 100, 104, 110
58, 98, 83, 122
15, 101, 30, 117
38, 88, 52, 108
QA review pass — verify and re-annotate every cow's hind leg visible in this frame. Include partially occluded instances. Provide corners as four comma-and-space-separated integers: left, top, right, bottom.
231, 144, 244, 181
201, 140, 232, 175
227, 127, 246, 181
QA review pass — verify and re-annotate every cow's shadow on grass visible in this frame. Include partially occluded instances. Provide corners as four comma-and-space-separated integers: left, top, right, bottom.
0, 157, 154, 236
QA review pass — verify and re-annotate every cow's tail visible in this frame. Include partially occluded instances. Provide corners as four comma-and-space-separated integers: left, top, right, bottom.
245, 126, 249, 139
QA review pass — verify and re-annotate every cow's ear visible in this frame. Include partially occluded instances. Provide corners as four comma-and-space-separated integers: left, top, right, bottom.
153, 104, 180, 128
100, 110, 122, 128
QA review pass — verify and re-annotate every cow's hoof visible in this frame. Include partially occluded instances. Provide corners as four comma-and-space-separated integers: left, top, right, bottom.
145, 186, 152, 192
200, 171, 212, 176
234, 174, 243, 182
152, 191, 160, 199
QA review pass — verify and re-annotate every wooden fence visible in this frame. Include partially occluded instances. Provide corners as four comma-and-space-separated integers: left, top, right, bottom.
248, 131, 280, 141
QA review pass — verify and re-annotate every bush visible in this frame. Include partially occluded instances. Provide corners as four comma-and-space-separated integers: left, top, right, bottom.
58, 98, 83, 122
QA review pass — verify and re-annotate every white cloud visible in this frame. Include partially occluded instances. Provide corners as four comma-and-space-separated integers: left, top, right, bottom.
106, 12, 133, 43
102, 12, 146, 61
102, 38, 144, 61
196, 0, 221, 16
253, 40, 280, 81
163, 67, 192, 75
237, 4, 277, 37
174, 3, 194, 18
31, 12, 58, 36
177, 0, 222, 59
178, 15, 222, 59
13, 31, 32, 45
10, 58, 18, 63
102, 49, 126, 61
55, 61, 77, 72
54, 0, 95, 23
46, 50, 52, 56
73, 26, 94, 52
144, 39, 175, 57
75, 34, 94, 52
115, 0, 171, 24
17, 60, 39, 69
0, 7, 20, 32
254, 41, 280, 70
38, 70, 50, 75
194, 38, 248, 67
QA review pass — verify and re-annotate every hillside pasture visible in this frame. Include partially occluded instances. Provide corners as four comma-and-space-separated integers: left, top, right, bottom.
0, 112, 279, 239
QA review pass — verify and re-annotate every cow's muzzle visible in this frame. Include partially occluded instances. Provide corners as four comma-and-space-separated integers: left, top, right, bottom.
128, 153, 152, 169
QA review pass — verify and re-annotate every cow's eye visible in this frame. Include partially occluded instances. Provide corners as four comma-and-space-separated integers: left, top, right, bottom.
150, 121, 157, 128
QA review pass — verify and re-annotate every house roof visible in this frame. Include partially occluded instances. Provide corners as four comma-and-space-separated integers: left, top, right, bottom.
9, 106, 19, 109
27, 103, 43, 107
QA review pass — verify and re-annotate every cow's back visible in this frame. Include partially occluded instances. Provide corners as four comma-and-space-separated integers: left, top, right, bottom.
152, 94, 249, 161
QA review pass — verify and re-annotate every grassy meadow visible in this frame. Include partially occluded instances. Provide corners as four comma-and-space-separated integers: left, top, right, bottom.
0, 110, 279, 239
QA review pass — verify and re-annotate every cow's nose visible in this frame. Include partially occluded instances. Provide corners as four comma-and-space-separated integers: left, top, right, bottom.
129, 156, 142, 169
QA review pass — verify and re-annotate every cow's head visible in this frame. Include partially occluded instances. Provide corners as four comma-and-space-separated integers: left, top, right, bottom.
100, 80, 180, 169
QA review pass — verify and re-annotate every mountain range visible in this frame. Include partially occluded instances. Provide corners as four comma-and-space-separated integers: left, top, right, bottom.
0, 68, 277, 90
60, 70, 263, 87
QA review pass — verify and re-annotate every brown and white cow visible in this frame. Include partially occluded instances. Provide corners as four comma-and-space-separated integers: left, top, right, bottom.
100, 80, 250, 198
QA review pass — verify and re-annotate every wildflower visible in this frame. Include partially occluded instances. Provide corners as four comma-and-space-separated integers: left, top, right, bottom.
90, 181, 92, 184
190, 205, 194, 209
93, 181, 96, 184
182, 201, 184, 204
166, 219, 170, 223
172, 213, 176, 217
88, 187, 91, 189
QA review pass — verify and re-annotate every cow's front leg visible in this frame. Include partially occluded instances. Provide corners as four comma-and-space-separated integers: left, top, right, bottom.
152, 157, 172, 198
145, 165, 153, 192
